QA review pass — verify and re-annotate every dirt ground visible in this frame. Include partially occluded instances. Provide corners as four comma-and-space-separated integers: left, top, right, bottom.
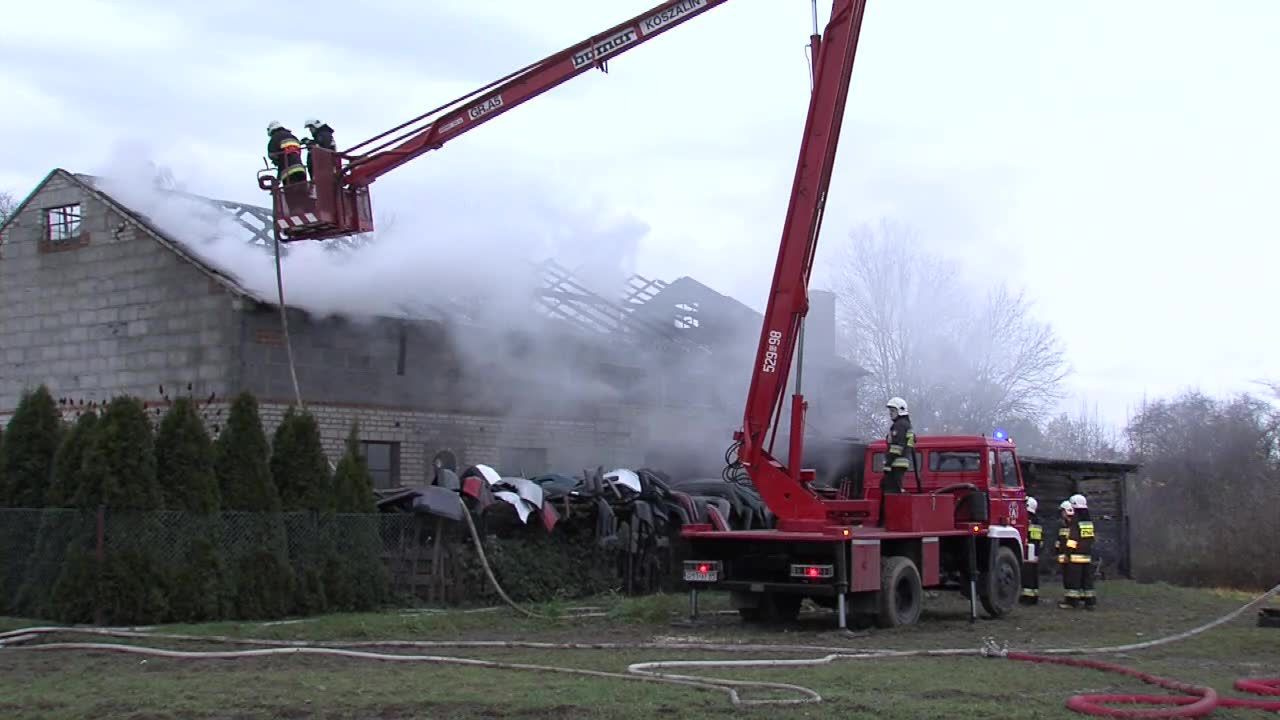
1, 580, 1277, 719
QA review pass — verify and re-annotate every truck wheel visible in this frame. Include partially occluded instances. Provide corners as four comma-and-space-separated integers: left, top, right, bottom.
979, 545, 1021, 618
876, 556, 923, 628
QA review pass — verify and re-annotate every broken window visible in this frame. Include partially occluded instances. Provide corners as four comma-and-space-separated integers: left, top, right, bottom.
359, 441, 400, 489
45, 204, 81, 242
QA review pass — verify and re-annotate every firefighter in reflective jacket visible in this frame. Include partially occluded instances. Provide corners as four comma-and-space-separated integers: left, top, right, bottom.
1055, 500, 1081, 608
883, 397, 914, 493
1069, 493, 1097, 609
266, 121, 307, 186
1020, 496, 1043, 605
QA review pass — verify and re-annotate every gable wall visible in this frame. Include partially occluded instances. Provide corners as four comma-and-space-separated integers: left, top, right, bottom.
0, 173, 243, 412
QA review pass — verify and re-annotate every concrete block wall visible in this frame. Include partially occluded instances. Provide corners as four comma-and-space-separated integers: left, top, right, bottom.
0, 173, 242, 412
252, 401, 638, 486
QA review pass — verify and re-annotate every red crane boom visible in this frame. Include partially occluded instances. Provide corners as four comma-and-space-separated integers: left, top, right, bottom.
258, 0, 731, 241
736, 0, 867, 530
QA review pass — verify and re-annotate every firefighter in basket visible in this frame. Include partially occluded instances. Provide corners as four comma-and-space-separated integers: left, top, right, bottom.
266, 121, 307, 186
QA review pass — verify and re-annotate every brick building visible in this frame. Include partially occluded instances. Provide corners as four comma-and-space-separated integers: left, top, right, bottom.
0, 169, 866, 487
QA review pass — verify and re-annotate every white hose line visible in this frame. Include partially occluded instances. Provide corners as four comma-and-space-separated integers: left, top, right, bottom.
0, 625, 895, 655
626, 582, 1280, 687
4, 583, 1276, 708
1031, 581, 1280, 655
7, 641, 819, 706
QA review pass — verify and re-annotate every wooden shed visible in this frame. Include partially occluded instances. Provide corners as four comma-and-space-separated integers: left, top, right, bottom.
1020, 455, 1140, 578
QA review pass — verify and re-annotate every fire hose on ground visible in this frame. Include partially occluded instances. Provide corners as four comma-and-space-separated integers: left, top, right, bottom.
2, 498, 1275, 716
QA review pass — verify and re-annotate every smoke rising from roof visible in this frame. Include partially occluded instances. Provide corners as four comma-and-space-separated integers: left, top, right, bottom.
91, 141, 647, 325
87, 142, 781, 479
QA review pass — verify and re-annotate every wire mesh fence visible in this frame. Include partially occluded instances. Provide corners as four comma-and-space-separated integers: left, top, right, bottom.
0, 508, 420, 625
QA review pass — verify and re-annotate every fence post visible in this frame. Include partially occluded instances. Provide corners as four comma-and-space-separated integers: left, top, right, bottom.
94, 505, 106, 626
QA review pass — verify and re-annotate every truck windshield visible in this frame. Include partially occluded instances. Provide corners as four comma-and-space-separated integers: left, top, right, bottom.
928, 451, 981, 472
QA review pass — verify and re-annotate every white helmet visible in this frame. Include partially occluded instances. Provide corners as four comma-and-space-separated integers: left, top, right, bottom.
267, 120, 283, 134
886, 397, 909, 415
304, 118, 323, 129
1025, 497, 1038, 514
1069, 493, 1087, 509
1059, 499, 1075, 513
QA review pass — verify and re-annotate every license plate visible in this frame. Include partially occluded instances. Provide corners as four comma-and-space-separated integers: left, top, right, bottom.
683, 569, 719, 582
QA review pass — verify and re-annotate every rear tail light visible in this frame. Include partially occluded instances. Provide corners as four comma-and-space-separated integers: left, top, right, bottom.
683, 560, 721, 583
790, 563, 834, 580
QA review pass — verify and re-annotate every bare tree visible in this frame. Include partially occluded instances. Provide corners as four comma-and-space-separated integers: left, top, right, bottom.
830, 219, 1069, 436
0, 191, 17, 226
1124, 390, 1279, 588
1039, 404, 1125, 461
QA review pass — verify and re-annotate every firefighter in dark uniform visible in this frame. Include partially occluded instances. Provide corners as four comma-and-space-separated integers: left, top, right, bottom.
303, 118, 336, 179
1020, 496, 1043, 605
881, 397, 915, 519
267, 121, 307, 186
1069, 493, 1097, 609
1055, 500, 1082, 608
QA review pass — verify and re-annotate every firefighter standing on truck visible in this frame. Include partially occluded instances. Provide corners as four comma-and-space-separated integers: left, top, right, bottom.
266, 121, 307, 186
1020, 496, 1043, 605
883, 397, 914, 503
1069, 493, 1097, 609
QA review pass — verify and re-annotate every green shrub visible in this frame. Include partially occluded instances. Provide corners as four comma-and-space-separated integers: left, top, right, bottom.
46, 412, 97, 508
156, 398, 220, 513
271, 406, 333, 512
76, 396, 161, 510
1, 385, 63, 508
215, 393, 280, 512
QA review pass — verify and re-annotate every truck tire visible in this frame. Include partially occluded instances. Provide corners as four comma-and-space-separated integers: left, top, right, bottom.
979, 545, 1021, 618
876, 556, 923, 628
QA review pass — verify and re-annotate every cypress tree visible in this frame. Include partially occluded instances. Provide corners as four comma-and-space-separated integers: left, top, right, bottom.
212, 393, 293, 619
156, 397, 220, 513
333, 422, 377, 513
1, 385, 63, 508
15, 411, 99, 617
75, 395, 161, 510
56, 395, 168, 624
324, 422, 388, 611
157, 397, 230, 621
271, 406, 333, 512
270, 406, 334, 614
46, 411, 98, 508
214, 393, 280, 512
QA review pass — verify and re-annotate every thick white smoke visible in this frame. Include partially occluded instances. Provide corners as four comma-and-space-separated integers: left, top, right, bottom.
90, 142, 647, 324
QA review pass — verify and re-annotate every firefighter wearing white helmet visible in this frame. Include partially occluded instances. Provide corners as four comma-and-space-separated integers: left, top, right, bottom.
1020, 496, 1043, 605
266, 121, 307, 186
880, 397, 915, 520
300, 118, 336, 180
1068, 493, 1097, 609
1054, 498, 1090, 609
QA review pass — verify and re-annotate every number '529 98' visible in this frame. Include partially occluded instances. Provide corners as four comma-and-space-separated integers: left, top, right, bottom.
762, 330, 783, 373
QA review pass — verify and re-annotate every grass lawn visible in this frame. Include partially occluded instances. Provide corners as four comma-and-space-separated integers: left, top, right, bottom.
1, 579, 1276, 719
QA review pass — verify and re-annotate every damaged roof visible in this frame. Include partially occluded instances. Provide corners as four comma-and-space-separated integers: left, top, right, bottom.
7, 168, 862, 367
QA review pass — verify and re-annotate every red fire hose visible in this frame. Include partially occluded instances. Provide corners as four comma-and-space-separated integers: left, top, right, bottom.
1007, 652, 1280, 718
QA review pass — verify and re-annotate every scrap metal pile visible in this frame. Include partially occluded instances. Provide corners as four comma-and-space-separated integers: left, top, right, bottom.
375, 461, 773, 600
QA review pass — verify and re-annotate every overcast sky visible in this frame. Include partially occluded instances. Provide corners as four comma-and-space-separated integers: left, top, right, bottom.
3, 0, 1277, 428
